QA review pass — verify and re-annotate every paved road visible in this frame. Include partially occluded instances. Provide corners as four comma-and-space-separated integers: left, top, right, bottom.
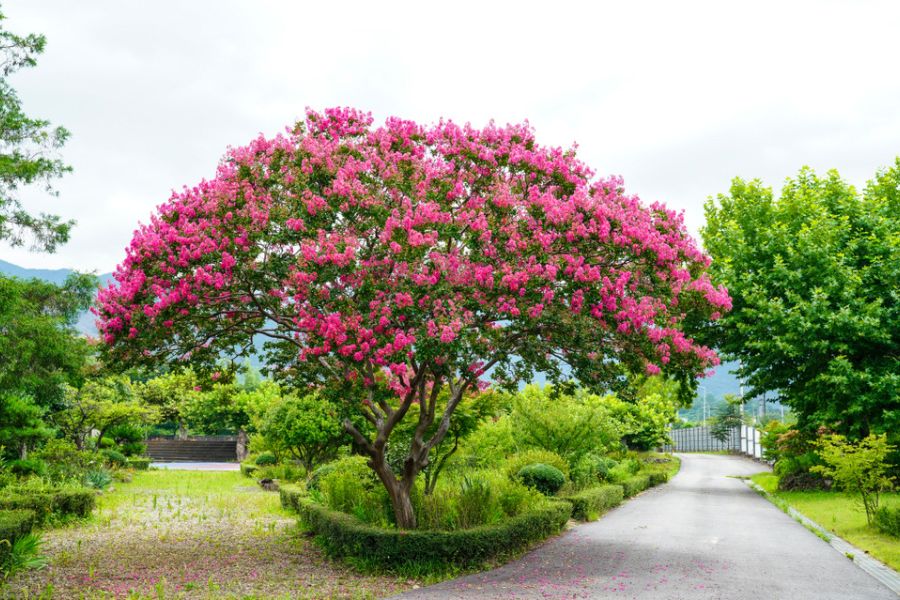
397, 454, 897, 599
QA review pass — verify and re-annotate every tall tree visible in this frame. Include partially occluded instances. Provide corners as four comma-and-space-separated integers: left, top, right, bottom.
97, 108, 729, 528
0, 7, 72, 252
702, 163, 900, 438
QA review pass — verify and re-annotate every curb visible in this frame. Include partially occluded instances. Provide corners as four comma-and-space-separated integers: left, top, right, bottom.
746, 480, 900, 596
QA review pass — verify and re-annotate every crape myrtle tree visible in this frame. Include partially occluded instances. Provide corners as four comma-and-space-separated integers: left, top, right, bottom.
96, 108, 730, 528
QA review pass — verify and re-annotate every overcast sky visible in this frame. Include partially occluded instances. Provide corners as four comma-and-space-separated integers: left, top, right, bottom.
4, 0, 900, 274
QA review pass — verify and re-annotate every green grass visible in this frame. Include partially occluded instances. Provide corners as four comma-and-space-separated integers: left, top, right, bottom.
750, 473, 900, 572
3, 470, 414, 599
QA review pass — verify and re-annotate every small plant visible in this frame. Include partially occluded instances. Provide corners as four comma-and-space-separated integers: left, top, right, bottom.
811, 433, 895, 525
254, 452, 277, 466
83, 468, 113, 490
517, 463, 565, 496
101, 448, 128, 468
874, 506, 900, 538
455, 475, 495, 528
1, 532, 48, 580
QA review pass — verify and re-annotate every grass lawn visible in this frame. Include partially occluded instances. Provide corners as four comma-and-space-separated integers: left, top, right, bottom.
2, 470, 416, 599
751, 472, 900, 572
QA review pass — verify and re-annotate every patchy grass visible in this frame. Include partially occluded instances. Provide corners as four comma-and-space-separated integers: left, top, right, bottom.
750, 473, 900, 572
2, 470, 416, 599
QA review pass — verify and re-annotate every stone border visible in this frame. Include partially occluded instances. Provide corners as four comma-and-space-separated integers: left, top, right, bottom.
747, 480, 900, 596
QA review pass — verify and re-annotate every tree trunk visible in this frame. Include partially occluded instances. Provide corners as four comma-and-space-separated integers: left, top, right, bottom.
368, 453, 418, 529
19, 442, 27, 460
176, 421, 188, 440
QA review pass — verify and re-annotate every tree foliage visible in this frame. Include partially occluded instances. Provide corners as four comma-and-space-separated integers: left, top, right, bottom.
0, 273, 93, 411
702, 163, 900, 438
258, 393, 346, 472
97, 108, 728, 528
0, 9, 72, 252
812, 434, 895, 525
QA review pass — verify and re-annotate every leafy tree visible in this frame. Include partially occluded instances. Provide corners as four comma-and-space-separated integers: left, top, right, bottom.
136, 369, 200, 438
812, 434, 895, 525
511, 386, 624, 465
0, 8, 72, 251
0, 392, 52, 459
97, 108, 729, 528
182, 377, 281, 435
710, 395, 743, 443
258, 393, 346, 472
54, 376, 157, 449
703, 164, 900, 439
0, 273, 93, 411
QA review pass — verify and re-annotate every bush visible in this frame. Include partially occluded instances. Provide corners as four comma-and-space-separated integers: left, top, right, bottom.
0, 486, 95, 522
318, 456, 390, 526
620, 474, 650, 498
455, 476, 496, 529
126, 457, 151, 470
874, 506, 900, 538
256, 463, 306, 482
504, 449, 569, 480
7, 459, 47, 478
240, 462, 259, 478
255, 452, 277, 466
0, 509, 36, 567
565, 484, 624, 521
101, 449, 128, 468
571, 454, 618, 488
279, 484, 305, 513
306, 463, 336, 491
32, 440, 98, 484
286, 494, 571, 568
517, 464, 565, 496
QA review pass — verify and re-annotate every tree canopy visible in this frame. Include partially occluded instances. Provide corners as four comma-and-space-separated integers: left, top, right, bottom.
97, 108, 729, 528
702, 162, 900, 438
0, 8, 72, 252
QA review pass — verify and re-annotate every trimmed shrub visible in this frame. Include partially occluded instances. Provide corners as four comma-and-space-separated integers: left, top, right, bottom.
647, 471, 669, 487
0, 487, 95, 522
256, 463, 306, 483
240, 462, 259, 478
286, 495, 571, 568
565, 484, 624, 521
255, 452, 277, 466
0, 509, 36, 566
504, 449, 569, 480
126, 457, 151, 470
101, 448, 128, 468
874, 506, 900, 538
620, 474, 650, 498
7, 458, 47, 478
518, 464, 566, 496
279, 484, 305, 513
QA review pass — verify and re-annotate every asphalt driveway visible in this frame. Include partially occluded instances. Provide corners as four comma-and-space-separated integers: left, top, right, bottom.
396, 453, 896, 599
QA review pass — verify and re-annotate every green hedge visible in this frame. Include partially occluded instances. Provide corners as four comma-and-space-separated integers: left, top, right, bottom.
286, 495, 571, 567
565, 484, 624, 521
875, 506, 900, 538
0, 487, 96, 522
279, 484, 305, 512
126, 457, 151, 470
620, 474, 651, 498
240, 462, 259, 478
0, 509, 37, 565
646, 470, 669, 487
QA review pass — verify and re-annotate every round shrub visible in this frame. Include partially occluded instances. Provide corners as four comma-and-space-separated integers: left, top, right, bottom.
504, 449, 569, 480
8, 458, 47, 478
517, 463, 565, 496
101, 448, 128, 467
255, 452, 278, 466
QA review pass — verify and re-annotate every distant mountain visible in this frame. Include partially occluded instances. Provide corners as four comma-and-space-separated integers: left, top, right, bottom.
0, 258, 113, 337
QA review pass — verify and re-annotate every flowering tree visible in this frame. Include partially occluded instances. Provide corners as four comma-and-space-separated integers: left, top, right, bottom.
96, 108, 730, 528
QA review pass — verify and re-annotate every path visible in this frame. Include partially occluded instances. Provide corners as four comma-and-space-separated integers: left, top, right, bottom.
149, 461, 239, 470
397, 454, 897, 599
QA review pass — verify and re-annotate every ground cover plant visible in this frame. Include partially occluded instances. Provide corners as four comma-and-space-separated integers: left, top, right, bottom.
752, 472, 900, 572
2, 470, 415, 599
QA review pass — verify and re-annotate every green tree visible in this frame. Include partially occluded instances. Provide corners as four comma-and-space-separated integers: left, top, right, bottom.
812, 434, 895, 525
54, 376, 157, 450
137, 369, 200, 438
0, 392, 52, 459
702, 163, 900, 439
258, 393, 347, 472
710, 395, 743, 443
0, 273, 93, 411
0, 8, 72, 251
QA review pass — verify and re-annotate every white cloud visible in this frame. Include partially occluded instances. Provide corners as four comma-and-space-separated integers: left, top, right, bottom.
4, 0, 899, 272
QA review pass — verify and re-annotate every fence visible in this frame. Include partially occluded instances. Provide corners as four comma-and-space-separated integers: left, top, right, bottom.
662, 424, 764, 460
